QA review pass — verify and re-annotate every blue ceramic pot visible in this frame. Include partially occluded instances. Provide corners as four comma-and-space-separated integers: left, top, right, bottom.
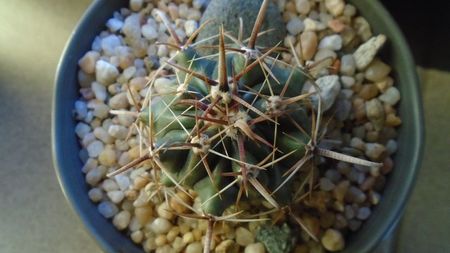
53, 1, 424, 252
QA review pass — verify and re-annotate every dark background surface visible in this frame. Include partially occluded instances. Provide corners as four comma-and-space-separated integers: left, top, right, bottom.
0, 0, 448, 252
382, 0, 450, 69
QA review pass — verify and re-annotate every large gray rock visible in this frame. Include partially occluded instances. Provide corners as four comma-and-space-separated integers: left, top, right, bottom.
196, 0, 286, 52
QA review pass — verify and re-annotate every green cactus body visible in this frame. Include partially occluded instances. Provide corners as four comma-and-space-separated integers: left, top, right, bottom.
140, 40, 313, 216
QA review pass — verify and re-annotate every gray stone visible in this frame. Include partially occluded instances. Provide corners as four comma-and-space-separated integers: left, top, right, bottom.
196, 0, 286, 53
308, 75, 341, 112
353, 35, 387, 70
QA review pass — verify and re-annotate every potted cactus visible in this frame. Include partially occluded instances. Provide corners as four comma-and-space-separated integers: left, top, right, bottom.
53, 0, 423, 252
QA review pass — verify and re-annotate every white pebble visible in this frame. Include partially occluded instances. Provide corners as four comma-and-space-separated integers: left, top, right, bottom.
115, 174, 131, 191
91, 82, 107, 101
340, 54, 356, 76
353, 35, 387, 70
123, 14, 141, 40
107, 190, 125, 204
150, 218, 173, 234
87, 140, 104, 158
75, 122, 91, 139
340, 76, 355, 88
184, 20, 198, 37
108, 125, 128, 139
286, 17, 304, 35
379, 87, 400, 106
95, 60, 119, 85
74, 100, 88, 120
101, 35, 121, 56
98, 201, 119, 218
88, 188, 103, 202
142, 24, 159, 41
318, 34, 342, 51
113, 210, 131, 230
102, 179, 119, 191
106, 18, 124, 32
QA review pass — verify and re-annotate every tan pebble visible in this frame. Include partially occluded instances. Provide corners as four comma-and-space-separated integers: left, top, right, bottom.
333, 180, 350, 202
157, 202, 175, 220
365, 143, 386, 161
303, 215, 321, 238
109, 92, 129, 109
170, 191, 193, 214
354, 16, 372, 41
112, 210, 131, 230
172, 236, 186, 251
182, 232, 195, 244
325, 0, 345, 17
381, 156, 394, 175
365, 59, 391, 82
300, 31, 318, 61
185, 242, 203, 253
360, 176, 376, 191
135, 206, 153, 225
155, 245, 172, 253
245, 242, 265, 253
168, 3, 179, 20
144, 238, 157, 252
352, 97, 366, 121
385, 113, 402, 127
129, 216, 142, 232
78, 51, 100, 74
320, 212, 336, 229
285, 1, 296, 13
134, 176, 149, 189
155, 234, 168, 247
129, 0, 143, 11
167, 227, 179, 242
124, 189, 138, 201
366, 130, 379, 142
294, 244, 309, 253
235, 227, 255, 246
328, 19, 346, 32
98, 147, 117, 166
321, 229, 345, 251
179, 222, 191, 234
358, 84, 379, 100
192, 229, 202, 241
129, 76, 147, 91
128, 145, 141, 160
365, 98, 385, 131
215, 239, 239, 253
131, 230, 144, 243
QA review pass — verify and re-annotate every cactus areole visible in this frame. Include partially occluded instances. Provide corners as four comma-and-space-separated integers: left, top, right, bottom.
107, 1, 382, 252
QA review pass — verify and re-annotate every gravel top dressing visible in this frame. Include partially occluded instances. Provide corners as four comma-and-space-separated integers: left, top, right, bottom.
73, 0, 401, 252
